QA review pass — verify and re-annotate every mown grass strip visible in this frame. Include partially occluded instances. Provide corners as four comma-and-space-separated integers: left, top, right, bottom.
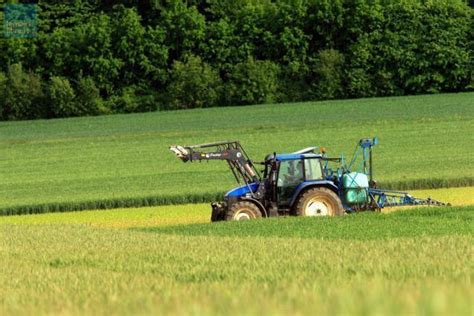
407, 187, 474, 207
1, 187, 471, 227
379, 177, 474, 190
0, 203, 210, 227
138, 206, 474, 241
2, 179, 473, 216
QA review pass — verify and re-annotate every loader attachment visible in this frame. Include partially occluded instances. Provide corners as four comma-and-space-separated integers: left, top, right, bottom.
169, 141, 261, 185
170, 145, 191, 162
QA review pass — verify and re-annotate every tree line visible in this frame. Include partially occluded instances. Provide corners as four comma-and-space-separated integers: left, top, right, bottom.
0, 0, 472, 121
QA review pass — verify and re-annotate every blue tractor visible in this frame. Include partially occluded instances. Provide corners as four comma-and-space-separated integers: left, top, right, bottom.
170, 139, 448, 221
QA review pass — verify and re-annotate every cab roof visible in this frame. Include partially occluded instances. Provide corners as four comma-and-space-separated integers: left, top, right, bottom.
273, 153, 323, 161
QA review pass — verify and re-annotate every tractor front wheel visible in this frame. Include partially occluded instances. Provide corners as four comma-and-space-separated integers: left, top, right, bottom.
226, 201, 262, 221
294, 187, 344, 217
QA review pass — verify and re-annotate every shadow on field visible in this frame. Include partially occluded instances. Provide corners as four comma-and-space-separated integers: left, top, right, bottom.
133, 206, 473, 240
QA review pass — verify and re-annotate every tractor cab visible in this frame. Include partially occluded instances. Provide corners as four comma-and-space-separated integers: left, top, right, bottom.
263, 152, 329, 209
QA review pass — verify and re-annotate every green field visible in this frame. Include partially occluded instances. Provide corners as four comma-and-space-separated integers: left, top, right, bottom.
1, 205, 472, 315
1, 187, 471, 227
1, 93, 473, 214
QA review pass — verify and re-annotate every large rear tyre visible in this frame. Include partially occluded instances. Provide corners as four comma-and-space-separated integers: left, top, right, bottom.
226, 201, 262, 221
294, 187, 344, 216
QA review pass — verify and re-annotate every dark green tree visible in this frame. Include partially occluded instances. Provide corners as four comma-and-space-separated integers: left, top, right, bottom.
158, 0, 206, 61
166, 55, 222, 109
75, 76, 105, 115
48, 76, 78, 117
225, 58, 280, 106
0, 64, 45, 120
311, 49, 345, 100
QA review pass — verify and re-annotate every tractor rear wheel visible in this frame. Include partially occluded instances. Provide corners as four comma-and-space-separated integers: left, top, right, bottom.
294, 187, 344, 217
226, 201, 262, 221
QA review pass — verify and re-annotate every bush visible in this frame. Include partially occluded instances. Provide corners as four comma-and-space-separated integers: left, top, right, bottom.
225, 58, 280, 106
1, 64, 45, 120
108, 85, 158, 113
311, 49, 345, 100
48, 76, 107, 118
0, 71, 7, 120
48, 77, 78, 117
76, 76, 106, 115
278, 71, 311, 103
166, 55, 222, 109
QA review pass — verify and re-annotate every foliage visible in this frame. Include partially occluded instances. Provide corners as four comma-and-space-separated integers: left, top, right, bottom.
311, 49, 345, 99
109, 6, 168, 88
48, 76, 78, 117
165, 55, 222, 109
200, 18, 253, 71
0, 63, 45, 120
158, 0, 206, 61
225, 58, 280, 105
0, 71, 6, 120
0, 0, 472, 120
75, 76, 105, 115
1, 93, 473, 214
43, 13, 122, 95
48, 76, 106, 117
344, 0, 472, 97
108, 85, 158, 113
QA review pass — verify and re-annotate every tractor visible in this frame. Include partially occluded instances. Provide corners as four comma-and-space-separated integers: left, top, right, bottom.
170, 138, 448, 221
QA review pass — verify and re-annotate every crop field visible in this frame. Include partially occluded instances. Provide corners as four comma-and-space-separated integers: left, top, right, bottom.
1, 93, 473, 214
1, 93, 473, 315
1, 204, 472, 315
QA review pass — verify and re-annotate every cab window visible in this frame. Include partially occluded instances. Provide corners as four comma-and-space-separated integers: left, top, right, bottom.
277, 160, 304, 186
304, 158, 323, 180
277, 160, 304, 205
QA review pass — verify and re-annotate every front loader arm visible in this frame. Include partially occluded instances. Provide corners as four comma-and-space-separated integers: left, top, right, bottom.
170, 141, 260, 184
170, 146, 240, 163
